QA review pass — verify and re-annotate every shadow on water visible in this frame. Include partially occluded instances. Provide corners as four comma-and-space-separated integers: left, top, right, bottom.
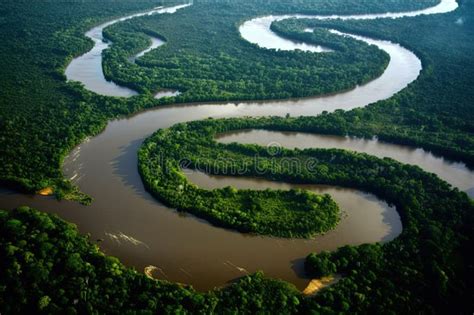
291, 258, 311, 280
111, 138, 155, 201
466, 187, 474, 199
362, 191, 400, 243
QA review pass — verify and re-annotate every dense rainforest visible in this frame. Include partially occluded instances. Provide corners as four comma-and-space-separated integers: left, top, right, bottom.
268, 5, 474, 167
102, 4, 389, 101
0, 0, 443, 197
1, 0, 474, 313
0, 206, 300, 314
2, 115, 473, 312
143, 117, 474, 313
0, 0, 185, 199
138, 120, 341, 238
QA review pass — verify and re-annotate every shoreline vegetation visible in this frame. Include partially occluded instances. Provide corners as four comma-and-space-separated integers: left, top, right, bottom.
1, 0, 474, 313
1, 0, 454, 199
2, 135, 473, 312
137, 116, 474, 312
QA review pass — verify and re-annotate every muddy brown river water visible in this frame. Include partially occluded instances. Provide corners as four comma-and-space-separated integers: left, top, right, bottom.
0, 0, 464, 291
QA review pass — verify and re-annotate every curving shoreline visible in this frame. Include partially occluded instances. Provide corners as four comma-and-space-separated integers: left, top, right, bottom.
128, 35, 166, 63
0, 0, 464, 291
239, 0, 457, 53
216, 129, 474, 197
64, 4, 191, 97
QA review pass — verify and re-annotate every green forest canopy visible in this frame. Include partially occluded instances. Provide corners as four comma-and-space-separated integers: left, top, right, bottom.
0, 0, 473, 313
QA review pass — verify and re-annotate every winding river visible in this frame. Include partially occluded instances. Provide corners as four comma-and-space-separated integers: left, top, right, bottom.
216, 130, 474, 197
64, 4, 191, 97
0, 0, 467, 291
